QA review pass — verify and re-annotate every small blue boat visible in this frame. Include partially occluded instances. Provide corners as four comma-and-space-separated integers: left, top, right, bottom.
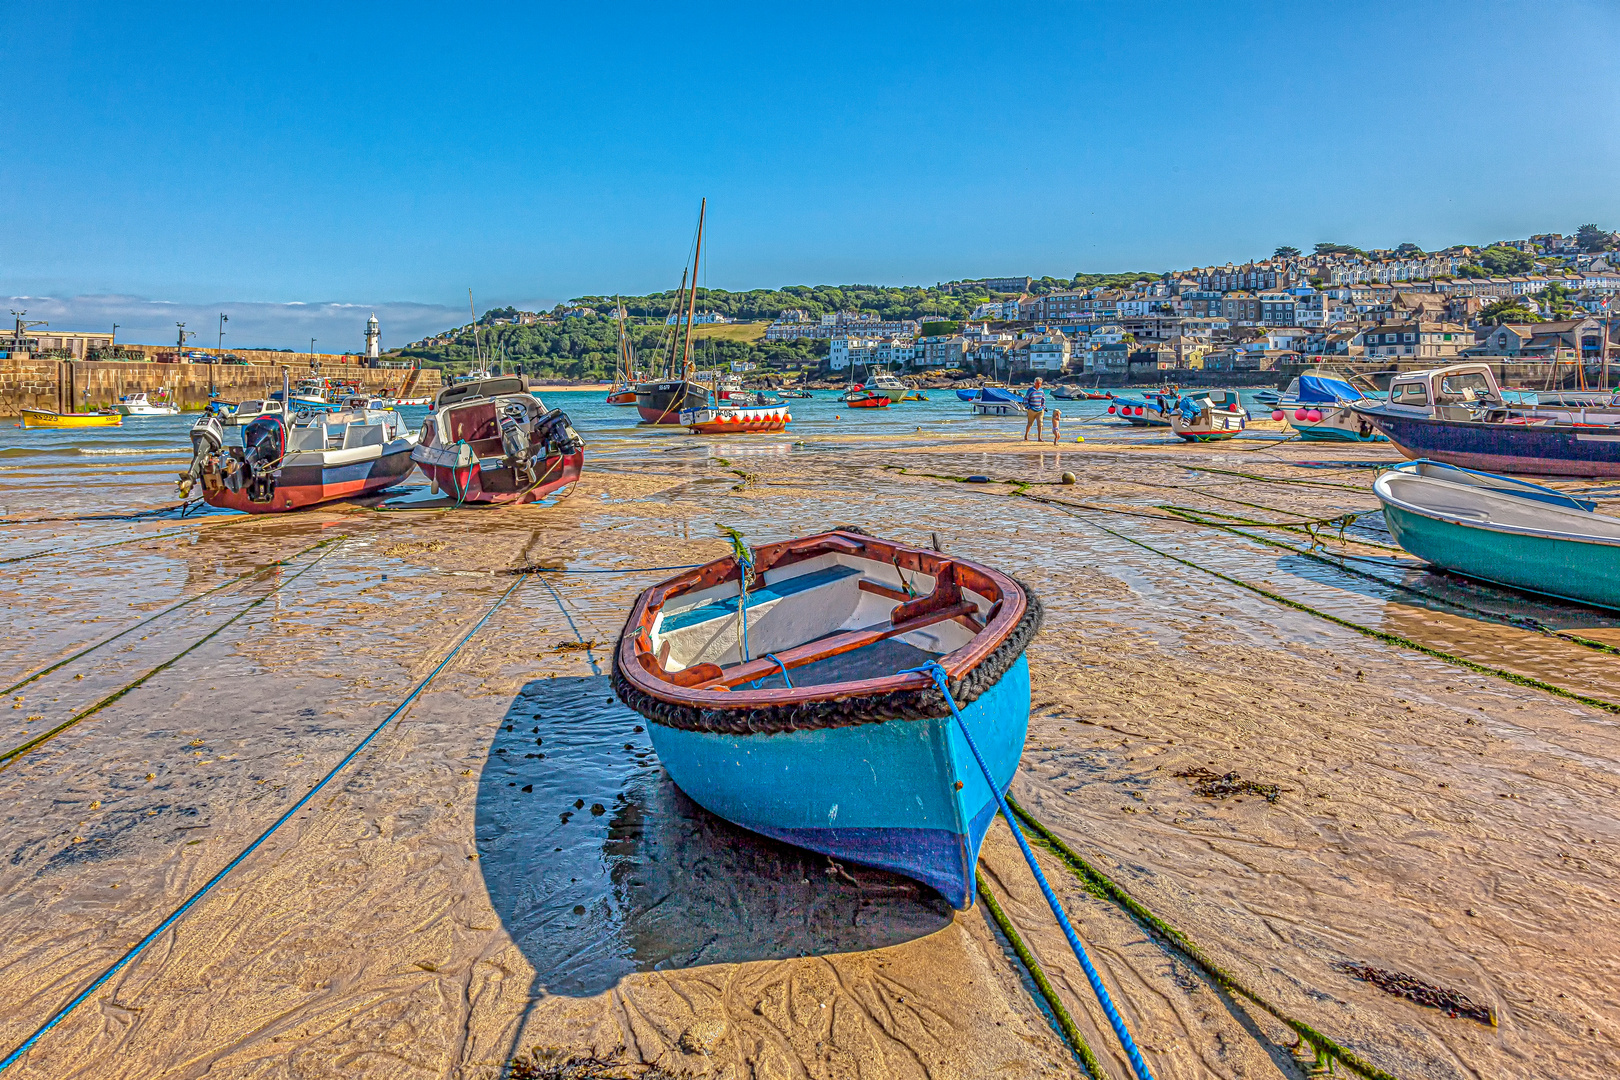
612, 530, 1040, 908
1373, 459, 1620, 610
1110, 391, 1180, 426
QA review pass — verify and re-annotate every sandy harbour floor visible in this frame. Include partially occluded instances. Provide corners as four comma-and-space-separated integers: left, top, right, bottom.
0, 424, 1618, 1080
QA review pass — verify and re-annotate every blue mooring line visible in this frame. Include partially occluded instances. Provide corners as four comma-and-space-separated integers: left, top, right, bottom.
903, 661, 1157, 1080
534, 573, 601, 675
0, 573, 531, 1073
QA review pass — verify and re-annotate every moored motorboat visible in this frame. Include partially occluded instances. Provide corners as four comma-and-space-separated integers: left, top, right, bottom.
410, 376, 584, 505
1108, 393, 1178, 427
111, 391, 180, 416
843, 388, 891, 408
21, 409, 122, 429
178, 401, 416, 513
1171, 389, 1248, 442
1373, 459, 1620, 610
1354, 363, 1620, 478
680, 403, 791, 433
612, 529, 1040, 908
1272, 372, 1387, 442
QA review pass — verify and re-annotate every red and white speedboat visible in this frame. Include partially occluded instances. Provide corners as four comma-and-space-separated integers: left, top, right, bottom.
411, 377, 584, 505
178, 404, 416, 513
680, 402, 792, 434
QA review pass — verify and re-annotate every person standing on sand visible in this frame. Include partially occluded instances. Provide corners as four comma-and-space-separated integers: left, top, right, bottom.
1023, 378, 1046, 441
1050, 408, 1061, 444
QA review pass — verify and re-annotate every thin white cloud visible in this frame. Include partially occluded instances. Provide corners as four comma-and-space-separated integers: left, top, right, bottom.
1, 294, 473, 353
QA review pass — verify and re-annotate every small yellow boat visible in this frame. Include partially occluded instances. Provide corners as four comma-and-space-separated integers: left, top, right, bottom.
19, 409, 123, 429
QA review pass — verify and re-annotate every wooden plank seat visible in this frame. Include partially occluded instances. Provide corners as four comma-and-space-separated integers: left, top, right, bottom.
694, 600, 977, 689
658, 563, 864, 633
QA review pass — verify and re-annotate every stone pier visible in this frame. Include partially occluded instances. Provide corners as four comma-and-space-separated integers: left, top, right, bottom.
0, 359, 442, 415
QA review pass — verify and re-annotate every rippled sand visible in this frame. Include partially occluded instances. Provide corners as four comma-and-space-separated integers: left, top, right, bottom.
0, 414, 1617, 1079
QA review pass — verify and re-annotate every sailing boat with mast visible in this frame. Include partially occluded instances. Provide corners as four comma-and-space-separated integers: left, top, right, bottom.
606, 296, 640, 405
635, 200, 716, 425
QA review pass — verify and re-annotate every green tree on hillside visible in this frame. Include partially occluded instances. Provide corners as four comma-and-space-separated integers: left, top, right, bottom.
1273, 246, 1301, 259
1476, 245, 1535, 275
1577, 223, 1614, 252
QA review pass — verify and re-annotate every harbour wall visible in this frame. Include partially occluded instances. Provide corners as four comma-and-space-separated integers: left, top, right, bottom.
0, 359, 442, 415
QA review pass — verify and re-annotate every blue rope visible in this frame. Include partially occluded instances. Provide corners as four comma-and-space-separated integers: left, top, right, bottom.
0, 574, 532, 1074
750, 653, 792, 689
903, 660, 1157, 1080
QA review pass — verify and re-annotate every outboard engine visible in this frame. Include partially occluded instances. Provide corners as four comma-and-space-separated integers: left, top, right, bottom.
178, 415, 225, 498
533, 409, 584, 458
498, 402, 536, 479
239, 416, 286, 502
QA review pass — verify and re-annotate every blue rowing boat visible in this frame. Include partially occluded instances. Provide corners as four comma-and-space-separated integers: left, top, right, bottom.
612, 530, 1039, 908
1373, 459, 1620, 610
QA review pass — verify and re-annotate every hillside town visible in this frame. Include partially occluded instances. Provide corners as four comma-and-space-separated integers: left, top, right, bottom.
801, 229, 1620, 381
383, 226, 1620, 384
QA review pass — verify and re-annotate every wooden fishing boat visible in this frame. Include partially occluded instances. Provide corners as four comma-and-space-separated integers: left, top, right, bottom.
178, 404, 415, 513
1171, 390, 1249, 442
612, 530, 1041, 908
1373, 459, 1620, 610
680, 403, 791, 433
411, 376, 584, 505
20, 409, 122, 429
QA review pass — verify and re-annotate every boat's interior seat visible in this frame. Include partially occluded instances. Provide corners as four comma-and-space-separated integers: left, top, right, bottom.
657, 564, 867, 668
342, 423, 386, 450
286, 425, 326, 453
661, 564, 864, 634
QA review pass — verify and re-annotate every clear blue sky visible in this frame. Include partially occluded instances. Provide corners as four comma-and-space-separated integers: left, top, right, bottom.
6, 1, 1620, 347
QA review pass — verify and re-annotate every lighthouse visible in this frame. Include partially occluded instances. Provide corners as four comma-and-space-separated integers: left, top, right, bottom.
365, 313, 380, 359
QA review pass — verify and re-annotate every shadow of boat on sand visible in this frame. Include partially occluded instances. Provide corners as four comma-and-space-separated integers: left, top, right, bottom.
475, 675, 954, 998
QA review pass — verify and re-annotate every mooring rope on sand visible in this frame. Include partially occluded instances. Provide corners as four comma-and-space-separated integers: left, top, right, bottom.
0, 538, 345, 770
1057, 506, 1620, 716
0, 572, 531, 1073
0, 511, 273, 568
883, 464, 1620, 710
905, 661, 1157, 1080
1157, 505, 1620, 658
0, 537, 334, 699
1004, 797, 1403, 1080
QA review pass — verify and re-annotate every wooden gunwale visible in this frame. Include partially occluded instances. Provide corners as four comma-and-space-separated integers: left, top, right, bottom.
616, 530, 1027, 709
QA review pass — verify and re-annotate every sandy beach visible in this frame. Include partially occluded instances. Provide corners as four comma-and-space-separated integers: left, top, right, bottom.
0, 412, 1617, 1080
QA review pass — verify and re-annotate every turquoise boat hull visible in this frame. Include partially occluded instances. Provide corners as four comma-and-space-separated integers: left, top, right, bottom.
1382, 502, 1620, 610
647, 654, 1030, 909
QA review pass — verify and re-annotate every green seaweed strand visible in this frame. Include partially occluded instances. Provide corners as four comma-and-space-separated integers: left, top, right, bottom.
1005, 799, 1401, 1080
975, 869, 1107, 1080
1157, 505, 1620, 658
1069, 511, 1620, 716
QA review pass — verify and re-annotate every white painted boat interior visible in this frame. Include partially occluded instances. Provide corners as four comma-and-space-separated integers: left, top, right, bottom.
654, 551, 989, 672
1379, 472, 1620, 542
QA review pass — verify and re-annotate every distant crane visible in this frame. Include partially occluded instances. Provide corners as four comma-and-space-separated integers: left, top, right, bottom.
10, 310, 46, 354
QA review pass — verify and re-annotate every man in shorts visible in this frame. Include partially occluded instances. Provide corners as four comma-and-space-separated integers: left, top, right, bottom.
1023, 378, 1046, 441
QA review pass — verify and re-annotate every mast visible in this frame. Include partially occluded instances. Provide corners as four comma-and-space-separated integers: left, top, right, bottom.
680, 198, 707, 381
662, 268, 689, 378
468, 289, 483, 369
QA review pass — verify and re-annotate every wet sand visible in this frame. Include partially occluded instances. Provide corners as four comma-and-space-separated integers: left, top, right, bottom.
1, 417, 1618, 1079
